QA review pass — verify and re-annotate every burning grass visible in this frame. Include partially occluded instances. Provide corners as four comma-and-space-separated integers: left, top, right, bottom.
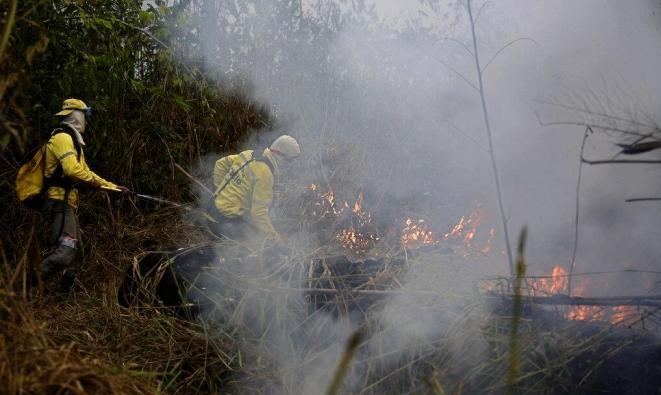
2, 162, 660, 394
120, 237, 661, 394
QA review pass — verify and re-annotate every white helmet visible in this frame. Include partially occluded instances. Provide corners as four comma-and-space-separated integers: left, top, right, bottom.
269, 135, 300, 159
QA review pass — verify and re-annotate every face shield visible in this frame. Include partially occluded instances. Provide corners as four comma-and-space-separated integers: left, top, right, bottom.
81, 107, 92, 132
81, 107, 92, 119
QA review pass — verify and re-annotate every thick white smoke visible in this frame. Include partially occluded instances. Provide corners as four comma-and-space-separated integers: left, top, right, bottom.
189, 0, 661, 392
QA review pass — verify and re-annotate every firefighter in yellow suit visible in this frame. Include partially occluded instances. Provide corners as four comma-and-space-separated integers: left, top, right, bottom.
207, 135, 300, 245
40, 98, 129, 291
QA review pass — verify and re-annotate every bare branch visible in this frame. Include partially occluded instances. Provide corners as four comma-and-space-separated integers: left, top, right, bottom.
436, 36, 474, 58
615, 140, 661, 155
568, 126, 591, 295
425, 52, 480, 92
473, 1, 492, 25
442, 117, 489, 153
625, 197, 661, 202
467, 0, 514, 275
535, 114, 653, 138
534, 99, 659, 130
175, 163, 213, 195
481, 37, 540, 74
581, 158, 661, 165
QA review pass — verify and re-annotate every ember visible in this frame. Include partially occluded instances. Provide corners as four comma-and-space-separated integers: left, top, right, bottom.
336, 227, 379, 251
308, 183, 342, 217
442, 203, 495, 256
401, 218, 439, 248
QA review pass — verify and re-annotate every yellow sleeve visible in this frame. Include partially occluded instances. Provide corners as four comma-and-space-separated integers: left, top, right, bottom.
213, 155, 232, 190
248, 162, 279, 240
47, 133, 118, 189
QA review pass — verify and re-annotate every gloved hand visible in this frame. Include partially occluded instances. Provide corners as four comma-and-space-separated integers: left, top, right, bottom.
117, 185, 132, 195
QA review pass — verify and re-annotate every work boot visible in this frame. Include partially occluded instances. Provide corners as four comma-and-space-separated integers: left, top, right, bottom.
58, 269, 78, 294
41, 244, 77, 279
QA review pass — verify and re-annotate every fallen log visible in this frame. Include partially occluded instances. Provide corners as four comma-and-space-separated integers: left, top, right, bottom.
488, 293, 661, 307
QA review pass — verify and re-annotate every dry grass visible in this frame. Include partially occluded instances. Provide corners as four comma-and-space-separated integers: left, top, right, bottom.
0, 204, 235, 395
0, 287, 155, 395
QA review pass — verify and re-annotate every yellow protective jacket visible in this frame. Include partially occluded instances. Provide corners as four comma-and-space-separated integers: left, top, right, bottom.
44, 129, 118, 208
212, 149, 280, 240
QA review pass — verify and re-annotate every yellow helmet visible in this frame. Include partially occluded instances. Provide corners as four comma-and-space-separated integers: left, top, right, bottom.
55, 98, 91, 117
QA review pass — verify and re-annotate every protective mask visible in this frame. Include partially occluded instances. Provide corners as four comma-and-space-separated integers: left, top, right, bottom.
60, 110, 86, 146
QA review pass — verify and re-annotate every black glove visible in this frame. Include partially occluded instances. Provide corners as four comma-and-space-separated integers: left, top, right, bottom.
117, 185, 132, 195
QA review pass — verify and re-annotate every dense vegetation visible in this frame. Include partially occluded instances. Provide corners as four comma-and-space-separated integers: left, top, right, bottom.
1, 0, 275, 267
1, 2, 270, 392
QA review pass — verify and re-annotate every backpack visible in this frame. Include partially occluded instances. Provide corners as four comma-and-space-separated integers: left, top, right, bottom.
206, 150, 275, 219
15, 145, 48, 210
15, 127, 80, 210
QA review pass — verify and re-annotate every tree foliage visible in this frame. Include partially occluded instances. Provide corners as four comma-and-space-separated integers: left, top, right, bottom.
0, 0, 272, 264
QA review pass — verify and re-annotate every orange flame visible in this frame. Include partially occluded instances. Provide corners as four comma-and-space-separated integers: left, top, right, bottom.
565, 275, 605, 321
401, 218, 440, 248
534, 265, 643, 325
567, 305, 604, 322
337, 227, 379, 251
534, 265, 568, 295
443, 204, 495, 256
611, 305, 638, 325
353, 192, 363, 213
308, 187, 498, 255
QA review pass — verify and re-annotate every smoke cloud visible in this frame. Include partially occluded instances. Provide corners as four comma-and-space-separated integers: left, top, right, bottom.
187, 0, 661, 392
